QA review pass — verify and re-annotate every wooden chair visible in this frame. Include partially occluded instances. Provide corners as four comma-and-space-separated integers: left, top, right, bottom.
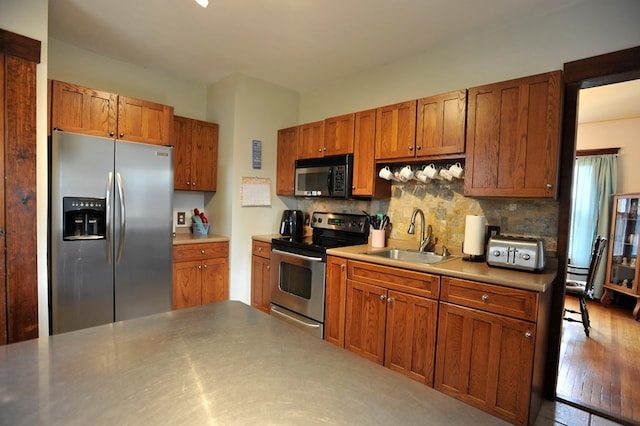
564, 235, 607, 337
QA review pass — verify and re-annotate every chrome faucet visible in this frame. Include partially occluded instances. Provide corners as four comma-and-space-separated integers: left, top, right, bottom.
408, 208, 432, 252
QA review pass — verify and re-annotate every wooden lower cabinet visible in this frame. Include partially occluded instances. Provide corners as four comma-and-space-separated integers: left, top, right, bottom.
250, 240, 271, 313
324, 256, 348, 345
435, 276, 549, 426
172, 242, 229, 310
343, 260, 439, 386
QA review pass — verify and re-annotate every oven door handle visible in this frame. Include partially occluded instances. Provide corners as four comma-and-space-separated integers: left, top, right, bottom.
272, 249, 324, 263
270, 305, 321, 330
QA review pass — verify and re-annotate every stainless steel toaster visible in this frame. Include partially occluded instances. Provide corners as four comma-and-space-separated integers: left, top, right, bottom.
487, 235, 546, 272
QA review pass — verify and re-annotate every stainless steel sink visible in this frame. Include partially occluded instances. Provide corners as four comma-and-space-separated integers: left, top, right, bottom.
360, 249, 456, 264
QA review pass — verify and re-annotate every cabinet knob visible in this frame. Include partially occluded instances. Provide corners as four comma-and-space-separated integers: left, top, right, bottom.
203, 264, 208, 269
546, 183, 553, 189
197, 265, 202, 270
318, 148, 322, 152
186, 181, 191, 186
109, 131, 115, 137
408, 146, 413, 151
201, 249, 205, 254
323, 147, 327, 151
267, 265, 270, 270
387, 297, 393, 304
119, 132, 124, 138
379, 294, 386, 301
257, 247, 262, 252
340, 264, 345, 270
481, 294, 489, 302
192, 182, 196, 187
416, 145, 422, 151
525, 331, 532, 338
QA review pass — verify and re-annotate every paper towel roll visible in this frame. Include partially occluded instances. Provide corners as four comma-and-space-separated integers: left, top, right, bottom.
463, 215, 486, 256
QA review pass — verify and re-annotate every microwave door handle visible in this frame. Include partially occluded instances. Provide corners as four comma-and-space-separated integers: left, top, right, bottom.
327, 167, 333, 196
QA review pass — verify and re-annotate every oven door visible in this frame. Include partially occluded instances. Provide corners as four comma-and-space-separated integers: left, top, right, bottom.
270, 248, 326, 324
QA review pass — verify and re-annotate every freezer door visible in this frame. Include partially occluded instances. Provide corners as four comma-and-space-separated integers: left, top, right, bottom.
50, 131, 115, 334
113, 141, 173, 321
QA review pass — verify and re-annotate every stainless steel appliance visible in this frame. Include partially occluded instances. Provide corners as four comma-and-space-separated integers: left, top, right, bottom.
279, 209, 304, 237
49, 130, 174, 334
487, 235, 546, 272
270, 212, 369, 338
294, 154, 353, 198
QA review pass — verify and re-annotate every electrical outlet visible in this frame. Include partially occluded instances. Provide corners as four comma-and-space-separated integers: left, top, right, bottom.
175, 211, 187, 227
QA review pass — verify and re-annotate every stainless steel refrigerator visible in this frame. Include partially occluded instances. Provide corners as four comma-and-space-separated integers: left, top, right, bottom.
49, 130, 173, 334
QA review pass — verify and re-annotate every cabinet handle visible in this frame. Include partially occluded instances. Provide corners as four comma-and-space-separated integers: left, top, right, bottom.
119, 132, 124, 138
323, 147, 327, 151
203, 264, 208, 269
546, 183, 553, 189
267, 265, 270, 270
186, 181, 191, 186
416, 145, 422, 151
525, 331, 532, 338
192, 182, 196, 187
201, 249, 205, 254
408, 146, 413, 151
197, 265, 202, 270
379, 294, 386, 301
318, 148, 322, 152
481, 294, 489, 302
109, 131, 115, 137
387, 297, 393, 304
340, 264, 345, 270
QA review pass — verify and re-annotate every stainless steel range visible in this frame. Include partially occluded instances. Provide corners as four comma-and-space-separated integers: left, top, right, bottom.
270, 212, 370, 338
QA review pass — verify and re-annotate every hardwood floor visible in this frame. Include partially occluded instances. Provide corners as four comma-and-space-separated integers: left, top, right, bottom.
557, 297, 640, 425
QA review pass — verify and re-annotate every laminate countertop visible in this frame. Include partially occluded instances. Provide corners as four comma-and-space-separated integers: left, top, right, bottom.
173, 232, 229, 245
0, 301, 507, 425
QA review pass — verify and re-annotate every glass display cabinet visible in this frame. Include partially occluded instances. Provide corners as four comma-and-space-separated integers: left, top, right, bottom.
601, 193, 640, 320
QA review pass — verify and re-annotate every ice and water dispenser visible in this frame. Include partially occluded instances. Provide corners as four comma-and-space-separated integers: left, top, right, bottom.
62, 197, 106, 240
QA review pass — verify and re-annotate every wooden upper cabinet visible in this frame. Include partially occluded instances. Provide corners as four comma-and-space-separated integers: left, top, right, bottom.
117, 96, 173, 146
276, 126, 298, 195
464, 71, 562, 198
297, 120, 324, 159
352, 109, 390, 198
172, 115, 218, 192
50, 80, 173, 146
374, 100, 417, 160
323, 113, 355, 156
416, 90, 467, 157
51, 80, 117, 137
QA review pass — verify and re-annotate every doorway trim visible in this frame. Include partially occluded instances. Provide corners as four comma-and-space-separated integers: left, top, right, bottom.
546, 46, 640, 403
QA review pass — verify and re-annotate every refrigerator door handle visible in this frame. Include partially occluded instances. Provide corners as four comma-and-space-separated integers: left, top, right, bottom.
116, 172, 126, 264
106, 172, 113, 264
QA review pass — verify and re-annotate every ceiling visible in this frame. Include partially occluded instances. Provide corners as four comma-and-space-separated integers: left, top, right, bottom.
48, 0, 639, 123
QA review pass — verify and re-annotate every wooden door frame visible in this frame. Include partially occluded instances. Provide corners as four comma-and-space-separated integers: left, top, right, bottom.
546, 46, 640, 398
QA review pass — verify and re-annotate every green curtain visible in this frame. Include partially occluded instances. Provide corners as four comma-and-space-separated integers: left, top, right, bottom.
568, 154, 617, 298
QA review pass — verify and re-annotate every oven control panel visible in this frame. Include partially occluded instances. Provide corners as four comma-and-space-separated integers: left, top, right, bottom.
311, 212, 369, 234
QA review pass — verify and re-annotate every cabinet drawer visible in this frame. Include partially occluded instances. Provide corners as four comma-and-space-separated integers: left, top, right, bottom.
440, 277, 538, 322
173, 242, 229, 261
252, 241, 271, 259
348, 260, 440, 299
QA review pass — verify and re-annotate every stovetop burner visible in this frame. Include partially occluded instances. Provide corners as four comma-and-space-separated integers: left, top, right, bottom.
272, 212, 370, 254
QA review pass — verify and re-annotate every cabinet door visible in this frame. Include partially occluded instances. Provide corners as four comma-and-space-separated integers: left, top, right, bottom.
251, 255, 271, 313
345, 279, 387, 364
276, 126, 298, 195
464, 71, 561, 198
374, 100, 417, 160
416, 90, 466, 157
325, 256, 348, 347
191, 120, 218, 192
172, 260, 202, 310
434, 302, 535, 425
352, 109, 390, 198
384, 290, 438, 386
172, 116, 192, 190
117, 96, 173, 145
297, 120, 324, 159
51, 80, 118, 137
201, 257, 229, 304
324, 113, 354, 156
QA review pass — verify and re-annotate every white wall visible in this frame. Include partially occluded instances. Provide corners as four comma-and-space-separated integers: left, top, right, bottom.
206, 74, 299, 303
299, 0, 640, 122
577, 117, 640, 194
0, 0, 49, 335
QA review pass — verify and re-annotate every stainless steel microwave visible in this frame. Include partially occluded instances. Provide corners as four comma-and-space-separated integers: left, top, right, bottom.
294, 154, 353, 198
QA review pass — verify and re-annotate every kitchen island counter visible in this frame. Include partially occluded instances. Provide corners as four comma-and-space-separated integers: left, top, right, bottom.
0, 301, 506, 425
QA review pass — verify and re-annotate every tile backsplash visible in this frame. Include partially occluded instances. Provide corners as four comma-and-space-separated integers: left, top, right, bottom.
297, 179, 559, 255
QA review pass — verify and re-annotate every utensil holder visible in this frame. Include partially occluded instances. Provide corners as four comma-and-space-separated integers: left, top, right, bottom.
371, 229, 386, 248
192, 223, 210, 236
